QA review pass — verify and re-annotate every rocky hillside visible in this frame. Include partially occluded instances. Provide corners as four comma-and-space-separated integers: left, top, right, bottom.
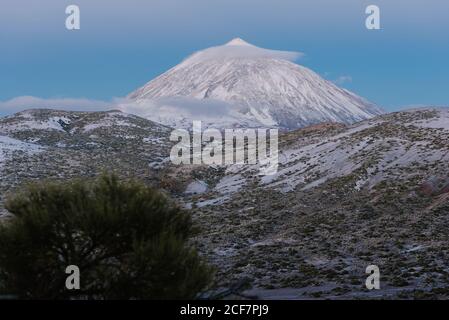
178, 107, 449, 299
0, 109, 173, 216
1, 107, 448, 299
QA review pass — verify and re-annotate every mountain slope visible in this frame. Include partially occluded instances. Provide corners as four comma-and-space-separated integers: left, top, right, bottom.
127, 38, 383, 129
0, 109, 173, 217
183, 108, 449, 206
175, 107, 449, 299
1, 107, 449, 298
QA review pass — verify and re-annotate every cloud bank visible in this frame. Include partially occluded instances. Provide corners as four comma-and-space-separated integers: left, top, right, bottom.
0, 96, 113, 116
0, 95, 254, 128
333, 75, 352, 85
115, 96, 253, 128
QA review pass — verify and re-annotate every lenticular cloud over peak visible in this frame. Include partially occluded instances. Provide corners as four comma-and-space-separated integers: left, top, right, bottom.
180, 38, 304, 64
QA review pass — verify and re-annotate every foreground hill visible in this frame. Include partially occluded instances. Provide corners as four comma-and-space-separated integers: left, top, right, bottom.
177, 107, 449, 299
0, 109, 172, 216
1, 107, 449, 298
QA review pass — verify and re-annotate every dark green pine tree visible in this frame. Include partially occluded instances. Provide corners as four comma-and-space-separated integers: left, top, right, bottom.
0, 174, 213, 299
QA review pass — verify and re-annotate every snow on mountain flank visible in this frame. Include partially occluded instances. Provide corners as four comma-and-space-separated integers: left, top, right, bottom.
125, 38, 383, 130
0, 111, 72, 133
186, 108, 449, 210
0, 135, 42, 170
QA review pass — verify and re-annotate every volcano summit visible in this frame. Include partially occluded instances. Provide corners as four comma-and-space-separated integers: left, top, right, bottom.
126, 38, 383, 129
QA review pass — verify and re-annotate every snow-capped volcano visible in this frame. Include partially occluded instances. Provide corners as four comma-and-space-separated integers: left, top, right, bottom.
126, 38, 383, 129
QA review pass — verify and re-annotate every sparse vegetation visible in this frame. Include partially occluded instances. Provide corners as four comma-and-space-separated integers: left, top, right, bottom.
0, 174, 213, 299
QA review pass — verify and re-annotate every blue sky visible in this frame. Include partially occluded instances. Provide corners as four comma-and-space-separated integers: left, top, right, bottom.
0, 0, 448, 112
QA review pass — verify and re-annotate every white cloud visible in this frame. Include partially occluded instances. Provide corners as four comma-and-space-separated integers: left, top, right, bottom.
0, 95, 257, 128
0, 96, 114, 115
183, 38, 304, 64
333, 75, 352, 85
115, 97, 252, 128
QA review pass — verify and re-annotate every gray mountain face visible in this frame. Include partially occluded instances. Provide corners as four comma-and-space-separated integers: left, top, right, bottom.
127, 38, 384, 129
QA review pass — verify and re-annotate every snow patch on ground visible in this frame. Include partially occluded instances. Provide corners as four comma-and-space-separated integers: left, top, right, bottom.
185, 180, 208, 195
215, 174, 246, 195
0, 116, 71, 133
82, 114, 137, 132
414, 110, 449, 130
196, 195, 230, 208
0, 135, 43, 169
